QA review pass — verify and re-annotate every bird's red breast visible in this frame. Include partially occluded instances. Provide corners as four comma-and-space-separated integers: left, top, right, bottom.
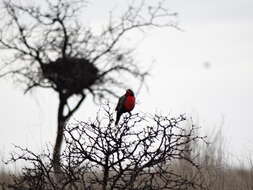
124, 95, 135, 112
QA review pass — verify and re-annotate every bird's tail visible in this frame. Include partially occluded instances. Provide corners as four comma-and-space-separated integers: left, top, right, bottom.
115, 112, 121, 125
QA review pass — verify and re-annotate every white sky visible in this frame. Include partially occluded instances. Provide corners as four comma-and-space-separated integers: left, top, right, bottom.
1, 0, 253, 167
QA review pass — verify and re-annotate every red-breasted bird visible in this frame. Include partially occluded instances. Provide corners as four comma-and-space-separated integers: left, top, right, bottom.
115, 89, 135, 125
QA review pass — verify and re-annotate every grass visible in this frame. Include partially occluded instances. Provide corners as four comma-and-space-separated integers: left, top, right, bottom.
175, 125, 253, 190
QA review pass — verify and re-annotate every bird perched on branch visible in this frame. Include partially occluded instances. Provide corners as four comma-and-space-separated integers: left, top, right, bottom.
115, 89, 135, 125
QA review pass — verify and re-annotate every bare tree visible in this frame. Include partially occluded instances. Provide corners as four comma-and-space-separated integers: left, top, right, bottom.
2, 106, 208, 190
0, 0, 178, 174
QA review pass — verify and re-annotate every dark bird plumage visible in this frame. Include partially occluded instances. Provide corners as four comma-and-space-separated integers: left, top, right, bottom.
115, 89, 135, 125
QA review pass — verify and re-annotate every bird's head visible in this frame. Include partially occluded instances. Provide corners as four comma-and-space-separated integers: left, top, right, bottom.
126, 89, 134, 96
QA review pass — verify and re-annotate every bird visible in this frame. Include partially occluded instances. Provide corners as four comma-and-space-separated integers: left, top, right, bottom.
115, 89, 135, 125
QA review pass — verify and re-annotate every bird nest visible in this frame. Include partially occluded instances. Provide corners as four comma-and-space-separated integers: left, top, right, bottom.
42, 57, 98, 96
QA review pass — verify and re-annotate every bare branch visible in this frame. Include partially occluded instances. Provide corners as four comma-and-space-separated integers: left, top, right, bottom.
0, 0, 180, 183
3, 106, 208, 190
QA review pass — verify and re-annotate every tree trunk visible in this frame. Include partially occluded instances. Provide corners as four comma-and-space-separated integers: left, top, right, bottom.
52, 93, 67, 177
52, 92, 85, 182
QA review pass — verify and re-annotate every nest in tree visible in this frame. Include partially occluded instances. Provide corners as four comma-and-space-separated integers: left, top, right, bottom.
42, 57, 98, 95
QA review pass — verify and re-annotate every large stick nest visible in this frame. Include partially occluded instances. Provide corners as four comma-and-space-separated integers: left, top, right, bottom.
42, 57, 98, 96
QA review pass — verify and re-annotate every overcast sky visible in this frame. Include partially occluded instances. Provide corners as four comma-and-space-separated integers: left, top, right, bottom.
1, 0, 253, 167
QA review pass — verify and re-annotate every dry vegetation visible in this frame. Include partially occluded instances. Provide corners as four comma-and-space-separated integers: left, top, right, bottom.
173, 127, 253, 190
1, 109, 253, 190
